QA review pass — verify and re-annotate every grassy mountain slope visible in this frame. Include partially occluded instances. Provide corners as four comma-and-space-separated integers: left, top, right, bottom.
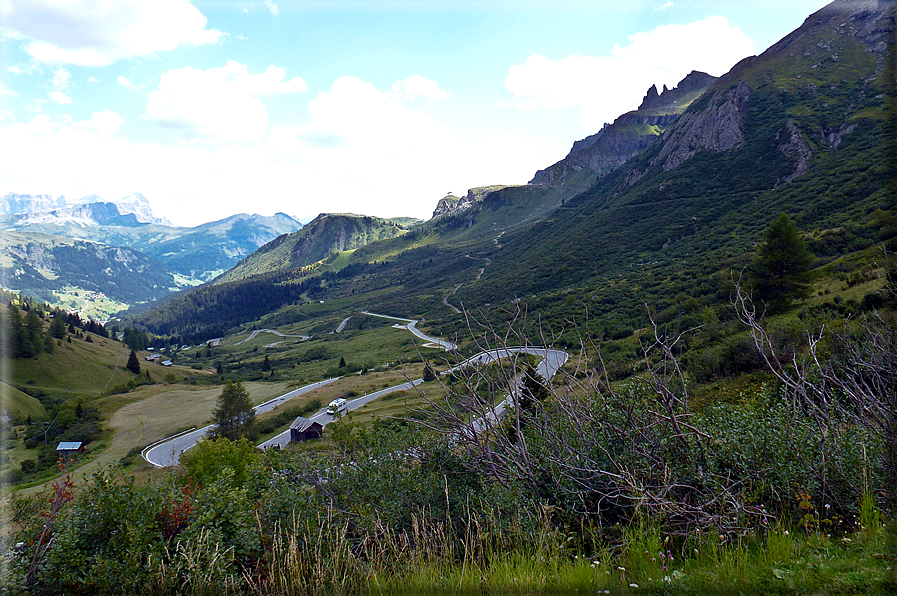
133, 0, 894, 354
1, 381, 47, 421
214, 213, 411, 284
456, 0, 893, 324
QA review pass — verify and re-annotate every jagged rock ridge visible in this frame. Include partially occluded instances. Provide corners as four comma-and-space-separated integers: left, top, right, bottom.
432, 186, 512, 219
529, 71, 717, 188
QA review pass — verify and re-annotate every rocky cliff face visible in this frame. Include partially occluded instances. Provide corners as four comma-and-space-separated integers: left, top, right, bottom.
529, 71, 717, 188
623, 0, 895, 187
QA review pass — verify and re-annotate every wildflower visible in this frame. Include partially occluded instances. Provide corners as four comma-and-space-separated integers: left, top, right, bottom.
693, 549, 698, 556
784, 531, 789, 536
594, 561, 600, 565
629, 583, 639, 588
617, 566, 625, 571
606, 570, 610, 575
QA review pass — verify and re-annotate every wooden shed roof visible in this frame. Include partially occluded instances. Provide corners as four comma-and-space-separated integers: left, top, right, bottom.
289, 416, 321, 433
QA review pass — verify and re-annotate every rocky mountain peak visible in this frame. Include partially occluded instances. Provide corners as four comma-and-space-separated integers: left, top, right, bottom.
529, 70, 717, 188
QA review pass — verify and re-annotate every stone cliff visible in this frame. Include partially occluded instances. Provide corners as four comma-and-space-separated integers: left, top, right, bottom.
529, 71, 717, 188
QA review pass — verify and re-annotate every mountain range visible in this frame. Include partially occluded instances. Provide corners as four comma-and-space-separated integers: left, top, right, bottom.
126, 0, 895, 346
3, 0, 893, 339
0, 193, 305, 316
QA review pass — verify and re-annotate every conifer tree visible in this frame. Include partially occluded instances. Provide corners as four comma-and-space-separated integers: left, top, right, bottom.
211, 381, 256, 441
127, 350, 141, 375
751, 213, 815, 312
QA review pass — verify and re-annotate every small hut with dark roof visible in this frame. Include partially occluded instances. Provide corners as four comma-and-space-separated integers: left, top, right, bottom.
289, 416, 323, 442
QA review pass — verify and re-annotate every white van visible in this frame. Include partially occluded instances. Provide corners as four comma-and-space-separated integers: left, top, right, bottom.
327, 398, 348, 415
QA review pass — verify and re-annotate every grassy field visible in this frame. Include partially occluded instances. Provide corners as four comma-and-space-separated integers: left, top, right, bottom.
7, 333, 136, 404
16, 380, 293, 494
0, 381, 46, 421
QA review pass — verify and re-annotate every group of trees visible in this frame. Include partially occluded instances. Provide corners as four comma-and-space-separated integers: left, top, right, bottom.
7, 304, 55, 358
5, 298, 112, 360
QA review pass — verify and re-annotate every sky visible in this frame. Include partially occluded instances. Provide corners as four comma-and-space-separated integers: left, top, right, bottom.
0, 0, 833, 227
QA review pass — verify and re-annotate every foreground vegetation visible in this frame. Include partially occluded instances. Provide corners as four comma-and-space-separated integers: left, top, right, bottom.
5, 306, 896, 594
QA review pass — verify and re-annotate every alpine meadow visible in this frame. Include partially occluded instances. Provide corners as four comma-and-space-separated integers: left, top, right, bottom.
2, 0, 897, 594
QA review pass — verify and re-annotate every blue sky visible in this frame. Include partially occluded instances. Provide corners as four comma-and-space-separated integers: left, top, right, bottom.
0, 0, 831, 226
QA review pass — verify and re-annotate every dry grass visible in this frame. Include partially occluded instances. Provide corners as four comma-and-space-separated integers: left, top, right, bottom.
18, 381, 291, 494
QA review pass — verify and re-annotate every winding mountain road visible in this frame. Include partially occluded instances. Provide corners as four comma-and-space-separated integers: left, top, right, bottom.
361, 311, 458, 351
143, 377, 338, 467
234, 328, 311, 346
143, 312, 565, 465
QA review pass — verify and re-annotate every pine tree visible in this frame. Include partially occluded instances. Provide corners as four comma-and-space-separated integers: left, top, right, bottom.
262, 355, 271, 371
127, 350, 141, 375
422, 362, 436, 382
518, 364, 549, 412
339, 356, 347, 368
751, 213, 815, 312
211, 381, 256, 441
50, 314, 67, 339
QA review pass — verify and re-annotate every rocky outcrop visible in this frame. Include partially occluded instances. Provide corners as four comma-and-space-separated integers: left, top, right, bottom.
652, 80, 751, 173
823, 122, 857, 150
530, 71, 717, 188
777, 119, 813, 184
638, 71, 717, 112
431, 186, 510, 218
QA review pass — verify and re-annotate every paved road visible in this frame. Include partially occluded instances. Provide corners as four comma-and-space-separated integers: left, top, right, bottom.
362, 311, 458, 351
234, 328, 311, 346
448, 347, 569, 437
143, 377, 339, 467
260, 346, 567, 449
335, 316, 352, 333
258, 377, 425, 449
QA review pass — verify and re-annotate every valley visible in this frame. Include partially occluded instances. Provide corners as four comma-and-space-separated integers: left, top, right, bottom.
3, 0, 897, 592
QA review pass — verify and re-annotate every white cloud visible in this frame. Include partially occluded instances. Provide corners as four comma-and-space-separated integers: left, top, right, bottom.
146, 61, 307, 143
87, 76, 99, 83
389, 75, 449, 101
0, 76, 557, 226
118, 75, 141, 91
48, 68, 72, 103
657, 1, 675, 10
503, 16, 754, 131
0, 84, 16, 96
72, 109, 124, 138
264, 0, 280, 17
0, 0, 222, 66
48, 92, 72, 105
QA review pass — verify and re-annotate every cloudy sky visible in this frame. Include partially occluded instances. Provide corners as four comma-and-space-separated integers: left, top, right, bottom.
0, 0, 831, 226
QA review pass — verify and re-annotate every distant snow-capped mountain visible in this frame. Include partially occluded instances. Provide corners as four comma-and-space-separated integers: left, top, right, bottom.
0, 192, 172, 226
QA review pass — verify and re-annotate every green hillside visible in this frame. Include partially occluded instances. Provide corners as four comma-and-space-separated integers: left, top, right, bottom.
1, 381, 47, 422
131, 0, 894, 361
215, 213, 410, 284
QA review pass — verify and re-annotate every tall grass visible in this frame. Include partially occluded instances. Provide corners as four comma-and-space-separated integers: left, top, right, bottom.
137, 503, 894, 595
